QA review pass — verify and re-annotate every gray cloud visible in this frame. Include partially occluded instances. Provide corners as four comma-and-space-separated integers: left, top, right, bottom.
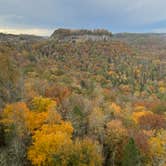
0, 0, 166, 34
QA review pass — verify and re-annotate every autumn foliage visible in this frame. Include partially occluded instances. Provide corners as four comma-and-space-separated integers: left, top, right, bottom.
0, 33, 166, 165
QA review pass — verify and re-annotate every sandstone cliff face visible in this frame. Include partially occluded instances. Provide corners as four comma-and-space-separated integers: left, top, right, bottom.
51, 28, 112, 41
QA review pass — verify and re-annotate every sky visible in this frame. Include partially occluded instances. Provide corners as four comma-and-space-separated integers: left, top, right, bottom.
0, 0, 166, 36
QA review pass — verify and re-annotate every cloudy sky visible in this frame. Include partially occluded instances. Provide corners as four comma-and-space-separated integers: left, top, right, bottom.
0, 0, 166, 36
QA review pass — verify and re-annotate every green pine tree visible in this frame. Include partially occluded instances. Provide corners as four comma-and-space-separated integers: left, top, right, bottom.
122, 138, 140, 166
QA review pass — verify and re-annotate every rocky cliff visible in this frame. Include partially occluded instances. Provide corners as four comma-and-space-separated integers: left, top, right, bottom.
51, 28, 112, 41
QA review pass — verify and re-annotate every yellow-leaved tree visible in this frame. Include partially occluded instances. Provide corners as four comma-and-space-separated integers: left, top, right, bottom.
148, 129, 166, 166
28, 123, 73, 166
1, 97, 59, 135
1, 96, 103, 166
1, 102, 30, 137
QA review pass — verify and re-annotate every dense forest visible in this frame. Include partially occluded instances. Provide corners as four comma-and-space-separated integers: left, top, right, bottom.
0, 29, 166, 166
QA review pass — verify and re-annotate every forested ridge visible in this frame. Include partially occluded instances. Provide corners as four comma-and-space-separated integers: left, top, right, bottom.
0, 30, 166, 166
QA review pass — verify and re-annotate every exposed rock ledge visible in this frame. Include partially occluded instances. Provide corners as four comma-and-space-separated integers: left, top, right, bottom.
51, 28, 112, 41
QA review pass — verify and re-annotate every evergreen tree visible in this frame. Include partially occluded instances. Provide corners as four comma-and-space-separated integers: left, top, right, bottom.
0, 123, 5, 147
122, 138, 140, 166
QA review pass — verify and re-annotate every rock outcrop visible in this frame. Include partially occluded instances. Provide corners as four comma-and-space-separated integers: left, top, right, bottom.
51, 28, 112, 41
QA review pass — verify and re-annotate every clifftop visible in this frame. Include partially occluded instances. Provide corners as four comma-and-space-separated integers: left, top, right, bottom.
51, 28, 112, 41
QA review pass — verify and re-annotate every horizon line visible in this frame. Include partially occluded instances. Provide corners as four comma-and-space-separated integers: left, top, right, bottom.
1, 27, 166, 37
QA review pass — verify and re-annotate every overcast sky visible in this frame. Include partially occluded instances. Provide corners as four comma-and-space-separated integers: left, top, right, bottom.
0, 0, 166, 36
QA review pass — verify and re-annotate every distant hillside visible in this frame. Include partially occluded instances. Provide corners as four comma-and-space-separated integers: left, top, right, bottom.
51, 28, 112, 41
113, 33, 166, 46
0, 33, 44, 44
113, 33, 166, 61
